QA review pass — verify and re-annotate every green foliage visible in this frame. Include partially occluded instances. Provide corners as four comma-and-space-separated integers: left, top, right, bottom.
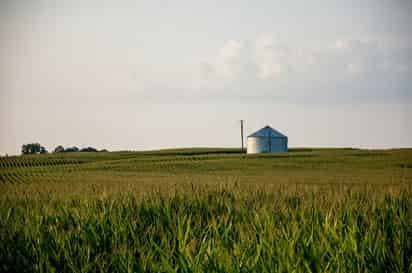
53, 146, 105, 153
64, 146, 79, 153
0, 191, 411, 273
80, 147, 98, 152
53, 145, 65, 153
21, 143, 47, 155
1, 148, 412, 272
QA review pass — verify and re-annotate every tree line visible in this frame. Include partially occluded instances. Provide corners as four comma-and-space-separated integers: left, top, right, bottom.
21, 143, 108, 155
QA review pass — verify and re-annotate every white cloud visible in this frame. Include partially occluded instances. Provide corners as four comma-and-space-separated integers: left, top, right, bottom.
195, 34, 411, 102
207, 40, 243, 80
252, 33, 323, 79
253, 33, 286, 79
333, 39, 380, 77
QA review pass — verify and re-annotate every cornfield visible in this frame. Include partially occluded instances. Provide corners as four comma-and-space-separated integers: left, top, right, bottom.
1, 148, 411, 272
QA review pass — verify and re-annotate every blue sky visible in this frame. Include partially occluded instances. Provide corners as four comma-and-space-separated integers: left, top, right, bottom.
1, 0, 411, 154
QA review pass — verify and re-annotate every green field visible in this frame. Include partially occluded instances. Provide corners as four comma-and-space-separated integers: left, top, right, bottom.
1, 148, 412, 272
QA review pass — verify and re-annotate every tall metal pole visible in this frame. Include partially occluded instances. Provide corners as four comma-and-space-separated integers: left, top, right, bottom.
240, 120, 244, 152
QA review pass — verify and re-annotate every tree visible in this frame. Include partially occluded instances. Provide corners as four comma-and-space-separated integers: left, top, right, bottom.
53, 145, 65, 153
64, 146, 79, 152
80, 147, 98, 152
21, 143, 47, 155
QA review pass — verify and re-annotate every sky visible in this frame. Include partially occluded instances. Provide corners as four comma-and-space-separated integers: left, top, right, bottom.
1, 0, 411, 155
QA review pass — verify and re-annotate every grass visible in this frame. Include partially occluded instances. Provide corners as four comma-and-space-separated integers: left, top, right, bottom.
1, 148, 412, 272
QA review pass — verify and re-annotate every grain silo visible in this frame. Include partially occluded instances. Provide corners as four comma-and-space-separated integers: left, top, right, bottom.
247, 126, 288, 154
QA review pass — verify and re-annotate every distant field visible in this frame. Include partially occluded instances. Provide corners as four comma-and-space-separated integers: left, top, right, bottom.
1, 148, 412, 272
1, 147, 411, 197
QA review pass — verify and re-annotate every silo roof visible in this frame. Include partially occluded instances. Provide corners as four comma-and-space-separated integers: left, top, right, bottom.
248, 126, 287, 138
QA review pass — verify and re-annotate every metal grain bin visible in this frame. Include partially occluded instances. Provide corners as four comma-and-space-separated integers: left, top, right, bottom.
247, 126, 288, 154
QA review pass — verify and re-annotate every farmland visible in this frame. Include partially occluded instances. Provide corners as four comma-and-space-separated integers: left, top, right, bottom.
1, 148, 412, 272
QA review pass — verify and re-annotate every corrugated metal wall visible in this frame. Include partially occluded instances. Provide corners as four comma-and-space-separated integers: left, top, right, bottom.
247, 137, 288, 154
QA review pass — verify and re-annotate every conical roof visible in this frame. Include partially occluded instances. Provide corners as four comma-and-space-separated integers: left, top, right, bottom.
248, 126, 287, 138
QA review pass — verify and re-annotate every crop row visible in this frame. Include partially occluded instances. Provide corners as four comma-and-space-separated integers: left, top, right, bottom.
0, 165, 80, 184
0, 172, 35, 184
0, 157, 80, 169
1, 190, 411, 273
